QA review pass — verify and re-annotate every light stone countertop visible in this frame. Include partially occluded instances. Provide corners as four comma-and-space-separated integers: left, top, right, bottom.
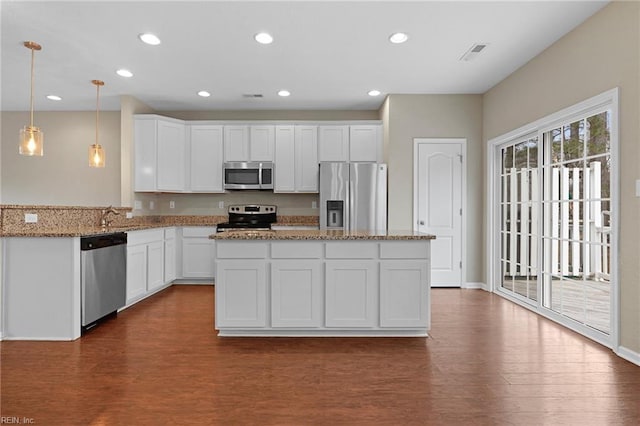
210, 229, 436, 240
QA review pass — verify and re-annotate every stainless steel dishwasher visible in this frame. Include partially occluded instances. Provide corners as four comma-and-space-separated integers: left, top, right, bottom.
81, 232, 127, 330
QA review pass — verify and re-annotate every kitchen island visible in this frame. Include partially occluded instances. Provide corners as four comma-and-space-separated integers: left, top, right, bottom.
210, 230, 435, 337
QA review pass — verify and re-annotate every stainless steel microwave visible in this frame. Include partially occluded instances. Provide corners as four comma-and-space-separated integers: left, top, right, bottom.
223, 162, 274, 190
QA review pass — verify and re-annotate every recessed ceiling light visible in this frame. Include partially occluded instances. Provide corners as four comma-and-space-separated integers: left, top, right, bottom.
389, 32, 408, 44
46, 95, 62, 101
254, 32, 273, 44
278, 90, 290, 97
138, 33, 161, 46
368, 90, 381, 97
116, 69, 133, 78
197, 91, 211, 97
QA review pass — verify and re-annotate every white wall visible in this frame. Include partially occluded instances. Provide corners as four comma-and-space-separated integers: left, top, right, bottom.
1, 111, 121, 206
482, 2, 640, 353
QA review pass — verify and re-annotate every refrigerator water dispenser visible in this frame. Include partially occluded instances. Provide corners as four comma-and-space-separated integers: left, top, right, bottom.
326, 200, 344, 228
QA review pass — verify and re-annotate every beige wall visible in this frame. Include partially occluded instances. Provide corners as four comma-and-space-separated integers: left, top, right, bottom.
482, 2, 640, 352
1, 111, 121, 206
385, 94, 484, 283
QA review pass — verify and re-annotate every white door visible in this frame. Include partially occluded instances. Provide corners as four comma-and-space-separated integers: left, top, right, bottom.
415, 139, 464, 287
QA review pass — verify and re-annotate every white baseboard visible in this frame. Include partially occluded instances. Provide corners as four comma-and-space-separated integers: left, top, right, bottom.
616, 345, 640, 367
463, 282, 488, 290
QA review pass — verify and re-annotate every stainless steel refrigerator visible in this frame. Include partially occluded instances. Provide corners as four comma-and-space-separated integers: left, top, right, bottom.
319, 162, 387, 232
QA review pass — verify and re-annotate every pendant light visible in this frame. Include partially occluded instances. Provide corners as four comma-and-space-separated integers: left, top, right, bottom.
19, 41, 44, 156
89, 80, 105, 168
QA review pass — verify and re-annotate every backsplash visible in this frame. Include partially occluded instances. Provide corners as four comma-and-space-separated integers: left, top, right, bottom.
133, 192, 320, 216
0, 204, 318, 234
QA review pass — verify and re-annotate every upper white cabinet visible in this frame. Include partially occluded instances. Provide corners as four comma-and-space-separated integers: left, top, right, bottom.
349, 125, 382, 163
250, 125, 275, 161
223, 125, 249, 162
224, 125, 274, 162
189, 125, 224, 192
318, 125, 349, 162
274, 125, 318, 193
134, 115, 186, 192
318, 124, 382, 163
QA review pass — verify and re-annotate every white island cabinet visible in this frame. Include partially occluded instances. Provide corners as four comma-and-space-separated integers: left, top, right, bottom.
212, 231, 434, 337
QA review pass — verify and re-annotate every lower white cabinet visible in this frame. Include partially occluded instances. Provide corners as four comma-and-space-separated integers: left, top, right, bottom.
164, 228, 176, 283
181, 227, 216, 279
325, 261, 377, 327
216, 260, 267, 327
147, 241, 165, 292
271, 261, 322, 327
380, 260, 429, 327
214, 239, 432, 336
126, 244, 148, 304
126, 229, 166, 305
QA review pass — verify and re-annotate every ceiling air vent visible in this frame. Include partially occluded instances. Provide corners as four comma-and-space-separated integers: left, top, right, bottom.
242, 94, 264, 98
460, 43, 488, 62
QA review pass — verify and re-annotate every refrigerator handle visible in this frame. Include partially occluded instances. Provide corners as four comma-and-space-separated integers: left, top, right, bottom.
348, 178, 354, 232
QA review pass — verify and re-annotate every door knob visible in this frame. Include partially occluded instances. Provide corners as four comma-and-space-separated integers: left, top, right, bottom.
419, 220, 425, 225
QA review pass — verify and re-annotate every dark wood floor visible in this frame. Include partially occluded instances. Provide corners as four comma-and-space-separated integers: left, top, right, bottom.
2, 286, 639, 425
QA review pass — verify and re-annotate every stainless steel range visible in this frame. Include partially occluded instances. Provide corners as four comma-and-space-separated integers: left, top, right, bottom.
216, 204, 277, 232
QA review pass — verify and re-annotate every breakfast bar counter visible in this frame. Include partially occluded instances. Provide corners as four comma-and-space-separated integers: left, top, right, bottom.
210, 230, 434, 337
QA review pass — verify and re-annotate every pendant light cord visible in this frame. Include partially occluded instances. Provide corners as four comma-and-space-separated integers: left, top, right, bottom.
29, 46, 35, 128
95, 83, 100, 146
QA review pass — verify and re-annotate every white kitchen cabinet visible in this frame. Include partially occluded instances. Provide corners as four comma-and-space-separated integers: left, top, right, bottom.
349, 125, 382, 162
325, 260, 377, 327
157, 120, 186, 191
224, 125, 275, 162
134, 115, 186, 192
215, 260, 267, 327
147, 241, 165, 292
189, 125, 224, 192
296, 126, 319, 191
274, 125, 318, 193
213, 238, 431, 336
380, 260, 429, 327
224, 125, 249, 162
318, 125, 349, 162
126, 229, 167, 305
274, 125, 295, 192
271, 261, 322, 327
250, 125, 275, 161
164, 228, 177, 284
181, 227, 216, 279
126, 244, 148, 304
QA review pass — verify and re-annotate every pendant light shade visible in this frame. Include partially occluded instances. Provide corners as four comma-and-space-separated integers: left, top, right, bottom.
19, 41, 44, 156
89, 79, 105, 168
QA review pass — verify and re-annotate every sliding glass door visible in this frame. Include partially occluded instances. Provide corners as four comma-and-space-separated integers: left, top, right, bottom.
495, 102, 614, 339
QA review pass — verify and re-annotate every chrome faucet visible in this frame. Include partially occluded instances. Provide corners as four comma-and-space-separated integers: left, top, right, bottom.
100, 206, 119, 227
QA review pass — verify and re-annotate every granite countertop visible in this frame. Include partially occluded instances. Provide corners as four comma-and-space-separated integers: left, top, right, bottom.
0, 222, 320, 238
210, 229, 436, 240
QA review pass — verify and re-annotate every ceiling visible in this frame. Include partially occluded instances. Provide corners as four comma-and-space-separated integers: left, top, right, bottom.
1, 0, 608, 112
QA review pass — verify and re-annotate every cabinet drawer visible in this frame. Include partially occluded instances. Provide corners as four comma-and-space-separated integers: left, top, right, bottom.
271, 242, 322, 258
182, 227, 216, 238
127, 229, 164, 246
380, 242, 430, 259
164, 227, 176, 239
325, 242, 377, 259
217, 242, 268, 259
